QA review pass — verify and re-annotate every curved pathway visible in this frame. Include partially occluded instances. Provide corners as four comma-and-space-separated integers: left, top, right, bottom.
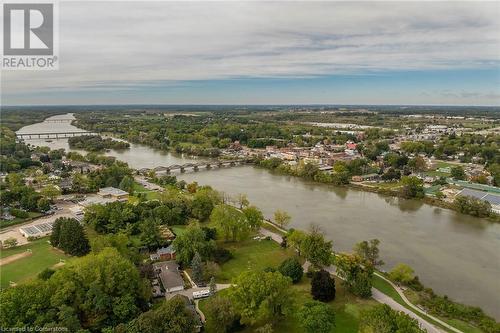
260, 225, 460, 333
373, 272, 462, 333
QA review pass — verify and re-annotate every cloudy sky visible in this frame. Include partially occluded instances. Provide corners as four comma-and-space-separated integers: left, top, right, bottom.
2, 1, 500, 106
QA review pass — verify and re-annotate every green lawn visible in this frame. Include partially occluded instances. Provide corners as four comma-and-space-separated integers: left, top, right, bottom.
0, 237, 70, 288
171, 225, 188, 237
131, 182, 161, 200
200, 276, 377, 333
199, 237, 379, 333
372, 274, 406, 306
215, 238, 296, 283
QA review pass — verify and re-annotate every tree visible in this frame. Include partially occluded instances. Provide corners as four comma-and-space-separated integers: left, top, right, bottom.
3, 237, 18, 248
204, 296, 237, 333
54, 217, 90, 256
236, 193, 249, 209
278, 257, 303, 283
400, 176, 424, 199
287, 229, 306, 256
186, 181, 198, 193
359, 304, 426, 333
119, 175, 135, 194
297, 301, 335, 333
0, 248, 150, 331
311, 269, 336, 302
451, 166, 466, 180
408, 156, 427, 172
301, 229, 333, 269
37, 197, 51, 212
210, 204, 250, 242
274, 209, 291, 228
209, 276, 217, 295
191, 190, 215, 221
229, 271, 294, 325
354, 239, 384, 267
126, 295, 198, 333
40, 184, 61, 201
389, 263, 415, 284
453, 195, 492, 218
50, 218, 62, 247
336, 254, 373, 298
173, 224, 215, 265
140, 219, 163, 249
191, 252, 204, 284
243, 206, 263, 230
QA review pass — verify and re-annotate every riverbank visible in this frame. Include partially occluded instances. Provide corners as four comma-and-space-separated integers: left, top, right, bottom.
257, 162, 500, 223
15, 114, 500, 319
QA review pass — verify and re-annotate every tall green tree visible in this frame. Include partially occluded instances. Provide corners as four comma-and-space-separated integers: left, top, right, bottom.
301, 230, 333, 269
119, 175, 135, 194
210, 204, 250, 242
229, 271, 294, 325
336, 254, 373, 298
191, 252, 204, 284
242, 206, 263, 230
52, 217, 90, 256
354, 239, 384, 268
204, 296, 237, 333
297, 301, 336, 333
120, 295, 197, 333
173, 224, 215, 265
140, 219, 163, 249
274, 209, 291, 228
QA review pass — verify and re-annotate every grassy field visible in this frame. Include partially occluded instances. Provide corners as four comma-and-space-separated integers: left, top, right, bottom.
171, 225, 188, 237
215, 238, 296, 283
131, 182, 161, 200
0, 238, 70, 288
201, 269, 377, 333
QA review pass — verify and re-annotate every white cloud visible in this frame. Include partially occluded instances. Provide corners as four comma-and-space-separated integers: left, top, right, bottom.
2, 1, 500, 101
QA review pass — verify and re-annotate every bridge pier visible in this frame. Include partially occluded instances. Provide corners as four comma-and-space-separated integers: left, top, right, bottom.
180, 167, 185, 173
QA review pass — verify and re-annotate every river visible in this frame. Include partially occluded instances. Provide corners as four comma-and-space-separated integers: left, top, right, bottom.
18, 114, 500, 319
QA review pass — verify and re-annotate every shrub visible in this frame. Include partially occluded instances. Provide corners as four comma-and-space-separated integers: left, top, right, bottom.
311, 269, 336, 302
278, 257, 303, 283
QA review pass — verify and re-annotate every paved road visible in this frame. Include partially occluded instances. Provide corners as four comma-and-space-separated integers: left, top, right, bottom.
0, 201, 76, 245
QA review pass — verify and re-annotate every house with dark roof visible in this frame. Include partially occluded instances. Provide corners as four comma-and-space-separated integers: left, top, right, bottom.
153, 261, 184, 293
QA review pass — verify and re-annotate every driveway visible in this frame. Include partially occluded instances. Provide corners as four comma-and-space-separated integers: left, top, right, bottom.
165, 284, 232, 300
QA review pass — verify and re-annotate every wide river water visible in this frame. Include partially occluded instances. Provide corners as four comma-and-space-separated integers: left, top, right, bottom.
18, 114, 500, 318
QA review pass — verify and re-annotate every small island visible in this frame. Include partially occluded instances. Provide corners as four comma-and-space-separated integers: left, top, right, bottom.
68, 135, 130, 152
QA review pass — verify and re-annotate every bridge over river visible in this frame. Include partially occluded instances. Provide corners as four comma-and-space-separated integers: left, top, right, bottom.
16, 131, 98, 140
139, 159, 253, 174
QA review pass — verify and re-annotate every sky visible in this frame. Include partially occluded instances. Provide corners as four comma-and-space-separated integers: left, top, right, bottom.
2, 1, 500, 106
